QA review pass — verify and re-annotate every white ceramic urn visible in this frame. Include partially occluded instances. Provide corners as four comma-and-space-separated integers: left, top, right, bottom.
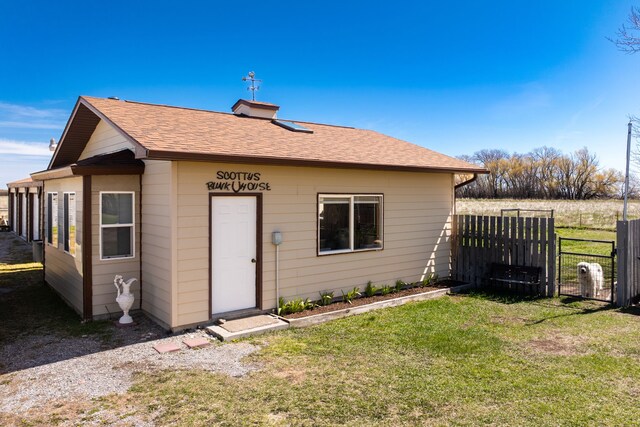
114, 275, 137, 324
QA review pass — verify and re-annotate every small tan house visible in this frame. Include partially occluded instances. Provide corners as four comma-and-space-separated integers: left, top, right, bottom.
7, 177, 43, 242
0, 189, 8, 227
31, 96, 484, 330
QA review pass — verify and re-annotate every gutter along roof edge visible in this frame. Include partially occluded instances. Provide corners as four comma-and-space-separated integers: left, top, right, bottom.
145, 149, 489, 174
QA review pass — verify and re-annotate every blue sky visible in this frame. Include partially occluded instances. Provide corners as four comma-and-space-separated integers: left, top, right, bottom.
1, 0, 638, 186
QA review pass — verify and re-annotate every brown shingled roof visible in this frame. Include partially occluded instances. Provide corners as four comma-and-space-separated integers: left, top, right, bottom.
52, 96, 486, 174
7, 177, 41, 188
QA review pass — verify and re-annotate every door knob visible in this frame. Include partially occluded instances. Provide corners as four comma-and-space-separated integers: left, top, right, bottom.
251, 258, 257, 263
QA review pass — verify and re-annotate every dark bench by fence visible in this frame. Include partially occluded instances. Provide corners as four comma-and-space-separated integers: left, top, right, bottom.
0, 225, 9, 232
489, 263, 541, 294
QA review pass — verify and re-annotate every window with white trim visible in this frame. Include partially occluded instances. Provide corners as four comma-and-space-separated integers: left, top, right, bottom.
47, 192, 58, 247
100, 192, 134, 259
63, 192, 76, 256
318, 194, 383, 254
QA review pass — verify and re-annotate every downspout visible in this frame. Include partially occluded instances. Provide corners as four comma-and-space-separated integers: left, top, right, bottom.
139, 174, 143, 312
454, 173, 478, 191
451, 173, 478, 281
454, 173, 478, 215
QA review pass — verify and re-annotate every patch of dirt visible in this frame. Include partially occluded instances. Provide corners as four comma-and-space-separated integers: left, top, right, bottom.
282, 281, 463, 319
526, 333, 590, 356
272, 366, 307, 385
490, 315, 529, 325
0, 399, 155, 427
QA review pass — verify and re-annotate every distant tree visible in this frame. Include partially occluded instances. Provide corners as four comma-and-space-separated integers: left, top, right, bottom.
473, 149, 510, 198
631, 116, 640, 170
611, 7, 640, 53
530, 146, 562, 198
611, 7, 640, 169
620, 173, 640, 198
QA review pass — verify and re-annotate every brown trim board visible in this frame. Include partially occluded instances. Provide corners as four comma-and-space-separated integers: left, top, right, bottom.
209, 192, 263, 317
138, 174, 143, 311
8, 191, 13, 232
82, 175, 93, 320
17, 192, 23, 238
28, 192, 34, 241
146, 149, 488, 175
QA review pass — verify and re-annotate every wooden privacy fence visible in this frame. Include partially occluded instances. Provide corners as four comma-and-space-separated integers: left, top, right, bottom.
616, 219, 640, 307
452, 215, 556, 296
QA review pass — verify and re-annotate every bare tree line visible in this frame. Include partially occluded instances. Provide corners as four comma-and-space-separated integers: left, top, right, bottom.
456, 147, 637, 200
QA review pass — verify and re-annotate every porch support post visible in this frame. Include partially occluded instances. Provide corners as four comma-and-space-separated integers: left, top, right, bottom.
82, 175, 93, 320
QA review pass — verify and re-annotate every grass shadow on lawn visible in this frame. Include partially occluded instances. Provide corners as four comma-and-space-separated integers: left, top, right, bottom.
461, 289, 617, 326
619, 305, 640, 317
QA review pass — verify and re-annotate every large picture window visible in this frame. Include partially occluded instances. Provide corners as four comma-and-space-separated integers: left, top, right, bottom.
63, 192, 76, 256
318, 194, 383, 255
47, 192, 58, 247
100, 192, 134, 260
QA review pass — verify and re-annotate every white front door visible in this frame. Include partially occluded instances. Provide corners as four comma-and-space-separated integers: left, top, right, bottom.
211, 196, 258, 314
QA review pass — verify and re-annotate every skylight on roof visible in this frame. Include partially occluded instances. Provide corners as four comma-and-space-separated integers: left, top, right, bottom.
272, 120, 313, 133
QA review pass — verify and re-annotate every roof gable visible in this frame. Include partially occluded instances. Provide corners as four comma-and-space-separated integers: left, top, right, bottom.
48, 101, 100, 169
48, 97, 143, 170
77, 119, 136, 161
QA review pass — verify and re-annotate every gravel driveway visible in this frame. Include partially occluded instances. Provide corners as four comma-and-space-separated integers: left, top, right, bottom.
0, 233, 260, 423
0, 328, 260, 414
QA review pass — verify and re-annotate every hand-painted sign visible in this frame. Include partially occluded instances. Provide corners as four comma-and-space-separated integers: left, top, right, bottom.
206, 171, 271, 193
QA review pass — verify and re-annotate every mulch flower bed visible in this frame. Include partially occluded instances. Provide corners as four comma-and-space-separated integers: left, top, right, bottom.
282, 279, 464, 319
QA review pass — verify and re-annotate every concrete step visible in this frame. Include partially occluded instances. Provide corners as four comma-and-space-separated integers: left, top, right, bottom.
206, 314, 289, 341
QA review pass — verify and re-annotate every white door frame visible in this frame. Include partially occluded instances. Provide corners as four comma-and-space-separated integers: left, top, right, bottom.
209, 193, 262, 316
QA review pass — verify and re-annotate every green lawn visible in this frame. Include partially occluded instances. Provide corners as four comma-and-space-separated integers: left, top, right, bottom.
555, 228, 616, 256
91, 293, 640, 426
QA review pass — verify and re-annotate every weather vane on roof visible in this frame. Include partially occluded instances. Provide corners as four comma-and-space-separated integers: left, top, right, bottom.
242, 71, 261, 101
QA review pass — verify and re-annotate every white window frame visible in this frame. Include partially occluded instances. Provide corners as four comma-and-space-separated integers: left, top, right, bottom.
317, 194, 384, 256
63, 192, 76, 257
47, 192, 58, 247
99, 191, 135, 261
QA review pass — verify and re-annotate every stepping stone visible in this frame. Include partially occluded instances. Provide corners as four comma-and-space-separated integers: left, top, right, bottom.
153, 341, 181, 354
183, 337, 211, 349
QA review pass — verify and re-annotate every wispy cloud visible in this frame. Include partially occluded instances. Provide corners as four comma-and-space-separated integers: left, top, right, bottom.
489, 83, 552, 118
0, 101, 66, 130
0, 138, 52, 156
567, 96, 605, 128
0, 120, 63, 129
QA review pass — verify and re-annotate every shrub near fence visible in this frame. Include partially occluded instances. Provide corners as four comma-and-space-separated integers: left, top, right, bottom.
452, 215, 556, 296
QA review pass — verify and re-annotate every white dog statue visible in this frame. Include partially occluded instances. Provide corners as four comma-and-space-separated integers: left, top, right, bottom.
577, 262, 604, 298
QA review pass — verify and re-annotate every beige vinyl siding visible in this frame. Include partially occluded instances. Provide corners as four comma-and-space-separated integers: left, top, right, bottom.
140, 160, 174, 328
175, 162, 453, 324
91, 175, 141, 317
78, 120, 134, 160
43, 177, 84, 315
